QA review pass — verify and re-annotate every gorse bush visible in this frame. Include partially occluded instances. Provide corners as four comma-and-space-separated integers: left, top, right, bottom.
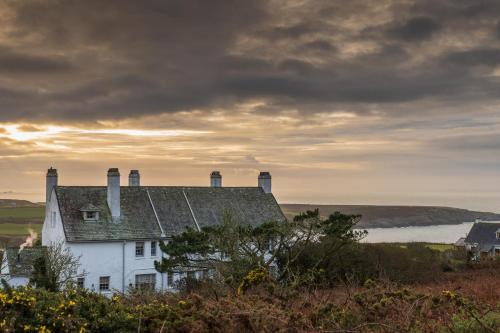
1, 273, 499, 333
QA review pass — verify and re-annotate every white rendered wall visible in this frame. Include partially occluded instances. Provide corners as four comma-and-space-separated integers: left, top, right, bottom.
3, 276, 29, 288
67, 241, 165, 294
42, 189, 66, 246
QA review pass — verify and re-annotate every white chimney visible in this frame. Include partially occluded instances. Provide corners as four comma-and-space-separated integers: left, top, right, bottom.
129, 170, 140, 187
107, 168, 120, 220
46, 167, 58, 209
258, 171, 271, 193
210, 171, 222, 187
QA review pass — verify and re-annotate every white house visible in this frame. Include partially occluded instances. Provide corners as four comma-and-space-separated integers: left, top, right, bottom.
0, 247, 46, 287
41, 168, 285, 295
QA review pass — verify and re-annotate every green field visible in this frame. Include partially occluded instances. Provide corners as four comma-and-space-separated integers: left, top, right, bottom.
0, 206, 44, 246
0, 207, 45, 220
396, 243, 454, 251
0, 223, 42, 235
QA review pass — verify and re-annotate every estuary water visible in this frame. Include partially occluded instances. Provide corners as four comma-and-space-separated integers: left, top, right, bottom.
358, 222, 474, 244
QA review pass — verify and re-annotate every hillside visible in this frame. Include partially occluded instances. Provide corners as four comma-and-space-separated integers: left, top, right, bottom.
0, 199, 43, 208
0, 199, 44, 247
2, 199, 500, 247
280, 204, 500, 228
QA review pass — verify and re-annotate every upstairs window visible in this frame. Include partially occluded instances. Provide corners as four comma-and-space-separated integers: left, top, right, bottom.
151, 241, 157, 256
136, 242, 144, 257
77, 277, 85, 289
99, 276, 110, 291
51, 212, 56, 228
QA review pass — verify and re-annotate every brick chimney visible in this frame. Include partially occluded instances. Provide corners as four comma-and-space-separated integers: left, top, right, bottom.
210, 171, 222, 187
107, 168, 120, 220
129, 170, 140, 187
258, 172, 272, 193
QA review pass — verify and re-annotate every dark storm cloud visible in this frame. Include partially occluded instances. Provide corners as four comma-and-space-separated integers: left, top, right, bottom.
0, 47, 74, 74
1, 0, 500, 122
446, 48, 500, 67
386, 16, 441, 41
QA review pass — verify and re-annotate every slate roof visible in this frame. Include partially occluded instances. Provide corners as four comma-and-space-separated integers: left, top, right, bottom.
55, 186, 286, 242
464, 222, 500, 252
4, 247, 46, 277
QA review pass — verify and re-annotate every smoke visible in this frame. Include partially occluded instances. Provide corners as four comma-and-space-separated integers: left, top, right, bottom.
19, 228, 38, 252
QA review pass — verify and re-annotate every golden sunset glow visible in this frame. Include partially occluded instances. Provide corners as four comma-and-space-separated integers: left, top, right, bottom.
1, 0, 500, 212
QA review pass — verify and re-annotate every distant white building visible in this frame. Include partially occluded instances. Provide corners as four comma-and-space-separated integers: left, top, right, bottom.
0, 247, 46, 287
39, 167, 284, 294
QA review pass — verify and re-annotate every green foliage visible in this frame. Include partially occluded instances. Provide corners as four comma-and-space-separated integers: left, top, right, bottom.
156, 211, 292, 287
287, 241, 464, 286
30, 255, 58, 292
156, 209, 367, 291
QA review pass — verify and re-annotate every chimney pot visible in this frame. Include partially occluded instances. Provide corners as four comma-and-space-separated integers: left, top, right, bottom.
210, 171, 222, 187
129, 170, 140, 187
258, 171, 272, 193
107, 168, 121, 219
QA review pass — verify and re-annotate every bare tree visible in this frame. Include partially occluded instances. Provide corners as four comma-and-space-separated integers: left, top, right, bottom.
30, 241, 85, 291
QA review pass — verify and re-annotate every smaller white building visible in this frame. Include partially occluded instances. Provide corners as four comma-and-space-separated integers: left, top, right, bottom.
0, 247, 46, 287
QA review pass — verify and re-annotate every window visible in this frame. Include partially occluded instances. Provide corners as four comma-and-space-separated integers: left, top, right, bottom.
167, 272, 174, 288
135, 242, 144, 257
187, 271, 195, 279
135, 273, 156, 291
77, 277, 84, 289
150, 241, 157, 256
83, 211, 99, 221
99, 276, 110, 291
497, 232, 500, 240
51, 212, 56, 228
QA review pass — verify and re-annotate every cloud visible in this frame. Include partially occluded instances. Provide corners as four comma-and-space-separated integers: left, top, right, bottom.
0, 0, 497, 123
386, 16, 442, 41
445, 48, 500, 67
0, 47, 74, 74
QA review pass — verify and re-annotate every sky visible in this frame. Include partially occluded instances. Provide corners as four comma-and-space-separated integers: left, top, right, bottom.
1, 0, 500, 212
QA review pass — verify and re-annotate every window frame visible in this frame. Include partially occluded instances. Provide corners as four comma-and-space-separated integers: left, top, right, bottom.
99, 276, 110, 291
135, 242, 145, 257
76, 277, 85, 289
135, 273, 156, 291
151, 241, 157, 256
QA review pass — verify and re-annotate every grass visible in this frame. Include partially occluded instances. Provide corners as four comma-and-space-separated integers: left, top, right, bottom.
0, 207, 45, 219
0, 223, 42, 235
425, 243, 454, 251
0, 207, 44, 241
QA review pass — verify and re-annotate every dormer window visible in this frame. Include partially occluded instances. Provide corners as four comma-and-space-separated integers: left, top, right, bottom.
84, 211, 98, 220
80, 204, 100, 221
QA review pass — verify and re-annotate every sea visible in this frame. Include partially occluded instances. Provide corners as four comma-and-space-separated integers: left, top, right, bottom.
358, 222, 474, 244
